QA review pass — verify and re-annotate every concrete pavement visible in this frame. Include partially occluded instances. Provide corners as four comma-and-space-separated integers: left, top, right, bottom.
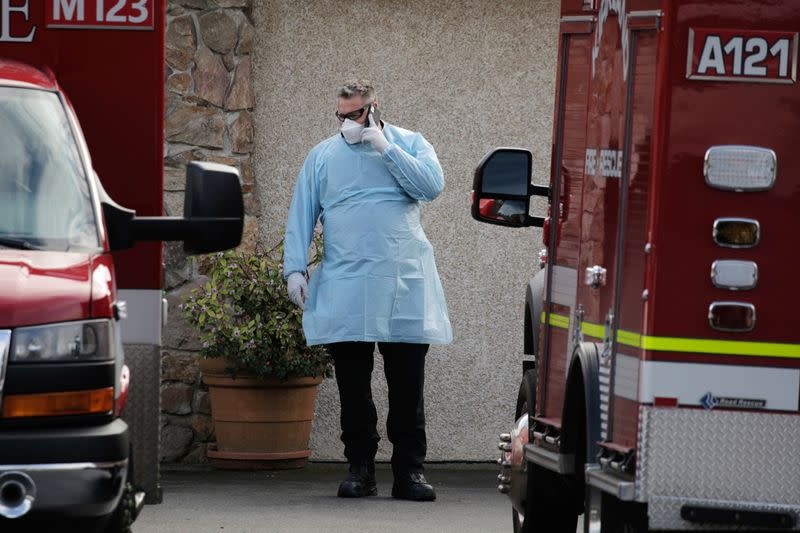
134, 463, 513, 533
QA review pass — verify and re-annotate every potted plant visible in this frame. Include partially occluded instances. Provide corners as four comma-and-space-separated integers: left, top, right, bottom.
181, 239, 331, 469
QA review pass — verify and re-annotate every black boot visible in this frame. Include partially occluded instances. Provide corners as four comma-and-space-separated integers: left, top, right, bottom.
337, 460, 377, 498
391, 471, 436, 501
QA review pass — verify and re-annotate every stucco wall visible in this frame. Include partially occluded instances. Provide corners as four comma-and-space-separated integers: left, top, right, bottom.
253, 0, 559, 461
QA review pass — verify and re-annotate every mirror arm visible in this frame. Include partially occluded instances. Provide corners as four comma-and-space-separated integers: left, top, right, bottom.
528, 184, 550, 198
102, 201, 136, 251
525, 216, 545, 228
102, 161, 243, 253
130, 217, 241, 242
130, 217, 193, 242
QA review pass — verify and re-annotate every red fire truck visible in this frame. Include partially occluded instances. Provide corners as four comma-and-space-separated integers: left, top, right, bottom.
472, 0, 799, 531
0, 1, 242, 530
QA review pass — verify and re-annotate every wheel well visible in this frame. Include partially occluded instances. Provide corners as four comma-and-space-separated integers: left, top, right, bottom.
524, 268, 546, 357
560, 343, 601, 460
523, 304, 533, 356
560, 362, 587, 472
559, 343, 601, 509
516, 368, 537, 418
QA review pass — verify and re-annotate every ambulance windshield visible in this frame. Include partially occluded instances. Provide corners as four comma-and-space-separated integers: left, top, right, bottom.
0, 87, 99, 252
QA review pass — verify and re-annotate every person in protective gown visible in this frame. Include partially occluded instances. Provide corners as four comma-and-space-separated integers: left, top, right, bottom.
284, 81, 452, 502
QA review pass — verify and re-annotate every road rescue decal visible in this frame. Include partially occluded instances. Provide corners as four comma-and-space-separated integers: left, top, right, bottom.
46, 0, 154, 30
687, 28, 798, 84
700, 392, 766, 410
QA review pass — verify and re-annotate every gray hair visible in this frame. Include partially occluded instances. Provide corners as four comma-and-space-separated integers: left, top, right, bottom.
336, 80, 376, 101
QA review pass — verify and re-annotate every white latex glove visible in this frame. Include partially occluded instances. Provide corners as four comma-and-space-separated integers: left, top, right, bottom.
287, 272, 308, 309
361, 107, 389, 153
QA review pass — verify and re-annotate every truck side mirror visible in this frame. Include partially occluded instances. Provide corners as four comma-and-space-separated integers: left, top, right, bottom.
471, 148, 549, 228
181, 162, 244, 254
102, 161, 244, 254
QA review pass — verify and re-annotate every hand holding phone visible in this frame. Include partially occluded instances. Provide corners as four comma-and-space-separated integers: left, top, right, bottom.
362, 105, 389, 153
369, 105, 382, 127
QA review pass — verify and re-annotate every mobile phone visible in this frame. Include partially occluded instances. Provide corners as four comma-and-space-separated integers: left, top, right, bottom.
370, 105, 382, 125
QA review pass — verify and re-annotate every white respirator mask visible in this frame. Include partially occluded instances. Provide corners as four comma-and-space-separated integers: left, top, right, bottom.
340, 118, 364, 144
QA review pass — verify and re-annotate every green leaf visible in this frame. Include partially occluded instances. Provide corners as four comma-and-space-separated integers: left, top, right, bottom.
180, 239, 331, 381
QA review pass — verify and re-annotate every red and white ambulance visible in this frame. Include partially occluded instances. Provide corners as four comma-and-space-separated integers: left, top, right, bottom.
0, 1, 243, 530
472, 0, 799, 531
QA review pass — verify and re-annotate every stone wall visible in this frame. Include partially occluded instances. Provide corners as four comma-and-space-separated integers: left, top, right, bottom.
160, 0, 258, 463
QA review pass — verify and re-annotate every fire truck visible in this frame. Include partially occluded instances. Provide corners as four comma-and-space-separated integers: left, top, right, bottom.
0, 1, 243, 530
471, 0, 800, 531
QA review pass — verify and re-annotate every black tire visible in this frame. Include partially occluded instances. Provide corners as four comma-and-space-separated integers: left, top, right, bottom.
99, 444, 136, 533
511, 369, 534, 533
512, 369, 579, 533
584, 486, 648, 533
101, 481, 135, 533
601, 491, 647, 533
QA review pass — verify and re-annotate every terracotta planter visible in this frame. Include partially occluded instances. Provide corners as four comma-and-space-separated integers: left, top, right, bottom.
199, 357, 322, 470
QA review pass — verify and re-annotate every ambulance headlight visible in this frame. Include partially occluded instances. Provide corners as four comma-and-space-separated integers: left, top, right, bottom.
11, 320, 114, 363
704, 146, 776, 192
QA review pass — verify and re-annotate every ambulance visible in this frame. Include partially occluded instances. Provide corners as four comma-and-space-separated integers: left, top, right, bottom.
0, 1, 243, 530
472, 0, 800, 531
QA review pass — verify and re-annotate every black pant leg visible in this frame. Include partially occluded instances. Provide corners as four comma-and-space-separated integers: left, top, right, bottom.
378, 342, 429, 475
328, 342, 380, 464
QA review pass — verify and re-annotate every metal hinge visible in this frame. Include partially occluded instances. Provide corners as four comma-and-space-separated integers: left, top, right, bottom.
601, 310, 614, 362
573, 305, 585, 347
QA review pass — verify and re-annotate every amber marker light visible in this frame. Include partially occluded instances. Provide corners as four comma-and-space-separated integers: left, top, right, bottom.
713, 218, 760, 248
2, 388, 114, 418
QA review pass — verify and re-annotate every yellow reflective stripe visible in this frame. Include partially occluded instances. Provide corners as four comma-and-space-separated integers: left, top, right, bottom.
616, 329, 642, 348
541, 312, 800, 359
582, 322, 605, 339
541, 312, 570, 330
639, 336, 800, 358
554, 315, 570, 329
550, 314, 571, 329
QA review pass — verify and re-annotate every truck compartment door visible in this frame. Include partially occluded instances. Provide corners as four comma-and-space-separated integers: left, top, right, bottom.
539, 19, 593, 418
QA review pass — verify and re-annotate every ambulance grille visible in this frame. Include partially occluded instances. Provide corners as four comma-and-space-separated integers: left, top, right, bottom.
599, 360, 611, 440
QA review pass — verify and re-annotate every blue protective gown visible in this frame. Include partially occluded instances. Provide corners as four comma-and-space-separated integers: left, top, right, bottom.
284, 123, 452, 346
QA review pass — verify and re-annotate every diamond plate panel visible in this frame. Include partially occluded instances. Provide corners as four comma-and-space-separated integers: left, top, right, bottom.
634, 406, 650, 502
122, 344, 162, 504
649, 496, 800, 531
638, 407, 800, 530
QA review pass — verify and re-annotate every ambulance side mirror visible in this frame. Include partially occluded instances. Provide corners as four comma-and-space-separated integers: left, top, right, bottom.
470, 148, 548, 228
180, 162, 244, 254
102, 162, 244, 254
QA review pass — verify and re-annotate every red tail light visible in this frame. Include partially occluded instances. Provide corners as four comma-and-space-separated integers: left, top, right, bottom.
654, 397, 679, 407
